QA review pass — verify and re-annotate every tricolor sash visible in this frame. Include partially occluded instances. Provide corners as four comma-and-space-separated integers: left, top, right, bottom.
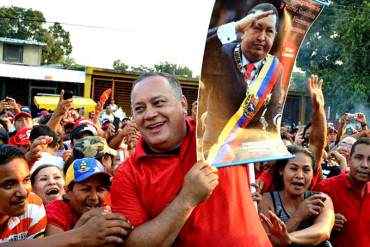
206, 54, 283, 165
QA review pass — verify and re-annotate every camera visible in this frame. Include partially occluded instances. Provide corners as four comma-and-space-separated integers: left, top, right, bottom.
63, 91, 73, 100
347, 113, 358, 120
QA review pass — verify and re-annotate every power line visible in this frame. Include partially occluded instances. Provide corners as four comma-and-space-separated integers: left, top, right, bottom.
0, 15, 133, 32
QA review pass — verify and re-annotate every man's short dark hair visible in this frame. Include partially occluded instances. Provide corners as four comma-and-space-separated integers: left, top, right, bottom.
350, 137, 370, 156
0, 144, 25, 166
29, 125, 58, 148
131, 72, 183, 102
247, 3, 279, 31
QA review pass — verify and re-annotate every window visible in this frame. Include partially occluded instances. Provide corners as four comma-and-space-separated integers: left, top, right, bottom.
3, 44, 23, 63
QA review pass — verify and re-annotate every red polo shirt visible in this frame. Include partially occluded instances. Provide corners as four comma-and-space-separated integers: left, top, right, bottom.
111, 118, 271, 247
315, 172, 370, 247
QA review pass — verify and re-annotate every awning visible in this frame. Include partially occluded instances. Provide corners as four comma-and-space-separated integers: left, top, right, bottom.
34, 96, 96, 112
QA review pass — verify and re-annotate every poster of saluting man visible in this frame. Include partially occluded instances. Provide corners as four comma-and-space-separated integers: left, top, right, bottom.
197, 0, 327, 167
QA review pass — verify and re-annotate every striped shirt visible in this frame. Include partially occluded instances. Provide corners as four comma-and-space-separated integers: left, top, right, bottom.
0, 193, 46, 243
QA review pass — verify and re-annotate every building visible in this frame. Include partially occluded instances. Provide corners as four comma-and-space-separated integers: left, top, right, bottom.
0, 37, 45, 66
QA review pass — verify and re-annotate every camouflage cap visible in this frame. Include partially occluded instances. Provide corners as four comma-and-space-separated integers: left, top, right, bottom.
73, 136, 117, 159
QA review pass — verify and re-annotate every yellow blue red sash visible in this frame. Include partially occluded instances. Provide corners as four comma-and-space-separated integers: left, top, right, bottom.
206, 54, 282, 165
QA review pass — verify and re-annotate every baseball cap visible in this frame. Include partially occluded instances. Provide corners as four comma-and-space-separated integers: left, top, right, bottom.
73, 136, 117, 159
65, 157, 111, 187
70, 124, 97, 140
14, 112, 32, 122
20, 106, 31, 113
8, 127, 32, 146
101, 118, 111, 130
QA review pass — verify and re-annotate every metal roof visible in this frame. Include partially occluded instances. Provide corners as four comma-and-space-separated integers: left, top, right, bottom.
0, 37, 46, 46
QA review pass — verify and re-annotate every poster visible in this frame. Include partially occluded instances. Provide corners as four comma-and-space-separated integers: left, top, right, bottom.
197, 0, 326, 167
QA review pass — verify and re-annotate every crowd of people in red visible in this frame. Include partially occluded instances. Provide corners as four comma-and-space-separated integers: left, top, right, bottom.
0, 70, 368, 247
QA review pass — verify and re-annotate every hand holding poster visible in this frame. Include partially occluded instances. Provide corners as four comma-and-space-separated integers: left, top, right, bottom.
197, 0, 326, 167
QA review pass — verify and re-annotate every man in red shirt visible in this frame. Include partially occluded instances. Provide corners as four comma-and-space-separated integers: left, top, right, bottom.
111, 72, 272, 246
315, 137, 370, 247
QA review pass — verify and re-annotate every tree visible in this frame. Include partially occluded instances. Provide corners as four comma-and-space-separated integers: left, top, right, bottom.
0, 6, 72, 64
112, 59, 129, 71
296, 1, 370, 115
154, 62, 193, 78
130, 64, 154, 73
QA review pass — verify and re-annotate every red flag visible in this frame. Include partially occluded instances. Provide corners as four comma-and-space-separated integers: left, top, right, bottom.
99, 88, 112, 105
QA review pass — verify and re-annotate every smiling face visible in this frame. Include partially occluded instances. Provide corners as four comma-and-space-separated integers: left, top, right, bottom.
348, 143, 370, 187
67, 175, 109, 217
131, 76, 188, 152
241, 11, 277, 62
280, 152, 313, 196
32, 166, 65, 204
0, 158, 31, 220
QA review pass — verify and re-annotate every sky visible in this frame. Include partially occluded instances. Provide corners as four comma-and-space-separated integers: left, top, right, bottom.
1, 0, 215, 76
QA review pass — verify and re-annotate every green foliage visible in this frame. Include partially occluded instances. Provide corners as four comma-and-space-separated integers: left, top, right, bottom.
154, 62, 193, 78
0, 6, 72, 64
112, 60, 194, 78
112, 59, 129, 71
296, 1, 370, 115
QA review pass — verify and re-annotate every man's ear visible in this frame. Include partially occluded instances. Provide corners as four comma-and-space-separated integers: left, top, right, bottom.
180, 95, 188, 115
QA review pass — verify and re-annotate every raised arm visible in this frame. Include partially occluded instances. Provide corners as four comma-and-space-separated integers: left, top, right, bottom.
307, 75, 327, 178
47, 90, 73, 132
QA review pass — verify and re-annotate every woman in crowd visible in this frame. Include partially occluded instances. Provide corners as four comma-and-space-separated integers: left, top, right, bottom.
31, 164, 65, 205
259, 145, 334, 246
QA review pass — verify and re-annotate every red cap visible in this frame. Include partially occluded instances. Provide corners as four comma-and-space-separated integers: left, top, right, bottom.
14, 112, 32, 121
8, 127, 32, 146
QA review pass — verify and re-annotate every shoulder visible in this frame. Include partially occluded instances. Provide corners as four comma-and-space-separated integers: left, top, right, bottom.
259, 192, 275, 213
45, 200, 73, 231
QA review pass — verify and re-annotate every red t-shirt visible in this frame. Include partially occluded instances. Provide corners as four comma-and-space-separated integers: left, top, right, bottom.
111, 118, 271, 247
45, 200, 78, 231
315, 172, 370, 247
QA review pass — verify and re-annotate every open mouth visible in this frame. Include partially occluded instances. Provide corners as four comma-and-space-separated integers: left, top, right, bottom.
291, 181, 305, 188
46, 188, 60, 196
146, 122, 165, 133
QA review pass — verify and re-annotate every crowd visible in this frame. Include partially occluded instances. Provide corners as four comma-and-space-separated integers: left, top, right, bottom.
0, 71, 368, 247
0, 5, 369, 247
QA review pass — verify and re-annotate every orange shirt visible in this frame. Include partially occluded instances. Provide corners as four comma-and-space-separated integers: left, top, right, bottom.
0, 193, 47, 243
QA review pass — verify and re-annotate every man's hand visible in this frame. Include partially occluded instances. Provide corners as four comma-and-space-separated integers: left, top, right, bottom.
6, 97, 20, 113
178, 161, 219, 207
74, 206, 112, 228
25, 136, 53, 165
340, 113, 350, 126
236, 10, 274, 33
54, 90, 73, 117
75, 212, 133, 246
333, 213, 346, 232
293, 193, 326, 221
307, 75, 324, 110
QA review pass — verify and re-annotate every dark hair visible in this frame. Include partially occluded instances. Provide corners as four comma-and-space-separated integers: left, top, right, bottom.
0, 144, 26, 166
247, 3, 279, 31
29, 125, 58, 148
302, 122, 312, 147
350, 137, 370, 156
131, 72, 183, 102
273, 145, 315, 191
0, 119, 9, 132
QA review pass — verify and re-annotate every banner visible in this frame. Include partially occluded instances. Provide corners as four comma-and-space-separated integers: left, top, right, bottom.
197, 0, 326, 167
